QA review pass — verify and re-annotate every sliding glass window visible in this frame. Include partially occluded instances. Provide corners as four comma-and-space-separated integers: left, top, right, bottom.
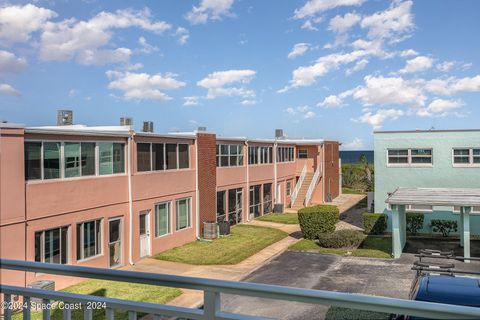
176, 198, 191, 230
155, 202, 171, 237
178, 144, 189, 169
153, 143, 165, 170
35, 226, 68, 264
81, 142, 96, 176
166, 144, 178, 170
43, 142, 61, 179
77, 219, 102, 260
64, 142, 81, 177
25, 142, 42, 180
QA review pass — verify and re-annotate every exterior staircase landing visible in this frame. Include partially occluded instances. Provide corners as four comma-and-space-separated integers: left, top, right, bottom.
290, 172, 314, 211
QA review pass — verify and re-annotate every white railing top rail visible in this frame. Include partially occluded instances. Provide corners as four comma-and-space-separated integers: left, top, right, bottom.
291, 164, 307, 206
304, 165, 322, 207
2, 259, 480, 320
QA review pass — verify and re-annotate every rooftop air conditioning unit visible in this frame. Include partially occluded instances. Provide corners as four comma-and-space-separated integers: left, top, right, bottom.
57, 110, 73, 126
275, 129, 284, 139
28, 280, 55, 305
120, 117, 133, 126
142, 121, 154, 133
197, 126, 207, 132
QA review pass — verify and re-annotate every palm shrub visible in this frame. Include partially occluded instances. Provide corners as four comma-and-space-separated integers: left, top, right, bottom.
362, 213, 387, 235
406, 212, 424, 235
298, 205, 339, 239
431, 219, 458, 237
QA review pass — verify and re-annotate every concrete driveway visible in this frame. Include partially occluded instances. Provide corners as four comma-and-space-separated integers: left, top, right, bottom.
221, 251, 415, 319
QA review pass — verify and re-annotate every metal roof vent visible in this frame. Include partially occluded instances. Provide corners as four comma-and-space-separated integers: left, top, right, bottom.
142, 121, 154, 133
275, 129, 284, 139
57, 110, 73, 126
120, 117, 133, 126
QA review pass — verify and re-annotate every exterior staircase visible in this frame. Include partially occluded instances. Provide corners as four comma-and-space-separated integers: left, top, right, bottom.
291, 172, 314, 211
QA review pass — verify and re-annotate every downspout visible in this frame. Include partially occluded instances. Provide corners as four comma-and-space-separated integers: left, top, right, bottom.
322, 143, 325, 204
195, 134, 200, 239
128, 133, 134, 265
245, 140, 250, 222
273, 141, 278, 204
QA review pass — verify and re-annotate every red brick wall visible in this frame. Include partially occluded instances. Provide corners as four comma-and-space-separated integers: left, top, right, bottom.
324, 141, 340, 201
197, 133, 217, 235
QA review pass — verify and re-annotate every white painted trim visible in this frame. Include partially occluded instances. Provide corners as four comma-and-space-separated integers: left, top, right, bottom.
127, 135, 134, 265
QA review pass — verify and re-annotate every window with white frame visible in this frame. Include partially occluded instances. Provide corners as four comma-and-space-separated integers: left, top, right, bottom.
286, 181, 292, 196
35, 226, 69, 264
387, 149, 432, 166
176, 198, 191, 230
248, 146, 273, 165
155, 202, 171, 237
136, 142, 189, 172
216, 144, 243, 167
453, 206, 480, 213
298, 149, 308, 159
249, 185, 261, 217
25, 141, 125, 180
453, 148, 480, 166
277, 147, 294, 163
77, 219, 102, 260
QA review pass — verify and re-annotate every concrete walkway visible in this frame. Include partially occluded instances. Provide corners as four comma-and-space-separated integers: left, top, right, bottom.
126, 193, 365, 310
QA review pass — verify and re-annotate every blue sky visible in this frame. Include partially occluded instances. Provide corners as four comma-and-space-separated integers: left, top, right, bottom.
1, 0, 480, 149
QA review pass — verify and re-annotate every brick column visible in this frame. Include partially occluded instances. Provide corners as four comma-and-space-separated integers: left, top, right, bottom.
196, 132, 217, 236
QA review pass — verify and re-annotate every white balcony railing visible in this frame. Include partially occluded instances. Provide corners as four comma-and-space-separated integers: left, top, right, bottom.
1, 259, 480, 320
291, 164, 307, 206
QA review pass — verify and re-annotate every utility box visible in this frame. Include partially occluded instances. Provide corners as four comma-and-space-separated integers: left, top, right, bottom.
274, 203, 284, 213
203, 222, 218, 240
28, 280, 55, 305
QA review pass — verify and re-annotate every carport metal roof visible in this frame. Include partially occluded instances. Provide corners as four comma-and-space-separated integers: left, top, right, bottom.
386, 187, 480, 207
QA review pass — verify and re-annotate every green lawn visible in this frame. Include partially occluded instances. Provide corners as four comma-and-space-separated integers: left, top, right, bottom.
13, 279, 181, 320
342, 187, 367, 195
289, 236, 392, 259
325, 306, 390, 320
256, 212, 299, 224
155, 225, 288, 265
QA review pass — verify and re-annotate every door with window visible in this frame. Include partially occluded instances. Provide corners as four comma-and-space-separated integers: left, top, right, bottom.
139, 211, 151, 257
108, 218, 122, 268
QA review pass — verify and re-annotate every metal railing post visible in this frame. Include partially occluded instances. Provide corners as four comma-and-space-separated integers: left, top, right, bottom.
84, 306, 92, 320
128, 310, 137, 320
105, 307, 114, 320
3, 294, 12, 320
42, 299, 51, 320
23, 296, 31, 320
62, 307, 72, 320
204, 290, 220, 319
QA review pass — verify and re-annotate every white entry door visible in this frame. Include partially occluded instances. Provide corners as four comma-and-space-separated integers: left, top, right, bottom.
139, 211, 151, 258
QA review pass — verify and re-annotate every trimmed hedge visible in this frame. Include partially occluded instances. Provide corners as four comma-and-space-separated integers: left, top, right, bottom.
298, 205, 339, 239
406, 212, 424, 235
431, 219, 458, 237
362, 213, 387, 235
317, 230, 365, 248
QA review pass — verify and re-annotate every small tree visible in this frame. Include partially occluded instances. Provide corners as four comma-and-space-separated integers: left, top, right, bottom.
431, 219, 458, 237
406, 212, 424, 235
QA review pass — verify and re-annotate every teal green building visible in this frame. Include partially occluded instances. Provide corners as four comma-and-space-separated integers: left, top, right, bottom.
374, 129, 480, 236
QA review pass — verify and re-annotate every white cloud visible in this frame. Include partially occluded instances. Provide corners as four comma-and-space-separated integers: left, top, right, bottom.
318, 95, 344, 108
345, 58, 368, 75
342, 137, 364, 150
288, 43, 310, 59
328, 12, 361, 33
106, 71, 185, 101
185, 0, 234, 25
175, 27, 189, 45
285, 105, 316, 119
138, 36, 158, 54
184, 96, 200, 106
436, 61, 455, 72
294, 0, 365, 19
354, 108, 404, 129
40, 8, 171, 65
197, 69, 256, 99
416, 98, 464, 117
399, 49, 418, 57
68, 89, 78, 97
0, 83, 21, 96
360, 1, 414, 41
0, 50, 26, 73
399, 56, 433, 74
348, 75, 427, 108
0, 4, 56, 43
240, 99, 256, 105
423, 75, 480, 96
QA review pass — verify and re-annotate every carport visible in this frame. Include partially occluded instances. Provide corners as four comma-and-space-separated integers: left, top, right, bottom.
386, 187, 480, 261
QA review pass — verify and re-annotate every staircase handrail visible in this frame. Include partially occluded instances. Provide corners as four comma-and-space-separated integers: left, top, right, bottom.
291, 164, 307, 206
304, 165, 322, 207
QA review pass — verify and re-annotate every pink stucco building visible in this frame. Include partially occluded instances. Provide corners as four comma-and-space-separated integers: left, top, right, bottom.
0, 118, 340, 290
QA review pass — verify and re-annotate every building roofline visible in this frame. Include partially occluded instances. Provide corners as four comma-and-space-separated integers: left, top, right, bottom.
374, 129, 480, 134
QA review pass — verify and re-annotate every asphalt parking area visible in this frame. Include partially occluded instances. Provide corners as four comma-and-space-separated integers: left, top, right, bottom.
221, 251, 416, 320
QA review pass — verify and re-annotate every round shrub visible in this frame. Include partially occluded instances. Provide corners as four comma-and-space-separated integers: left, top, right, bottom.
406, 212, 424, 235
298, 205, 339, 239
362, 213, 387, 235
317, 230, 365, 248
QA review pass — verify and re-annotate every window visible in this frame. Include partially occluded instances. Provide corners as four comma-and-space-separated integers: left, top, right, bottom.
453, 206, 480, 213
176, 198, 191, 230
298, 149, 308, 159
411, 149, 432, 164
25, 142, 42, 180
453, 148, 480, 166
217, 144, 243, 167
248, 146, 272, 165
35, 227, 68, 264
216, 191, 226, 222
387, 149, 432, 166
25, 141, 125, 180
277, 147, 294, 163
228, 188, 243, 225
178, 144, 189, 169
249, 185, 261, 217
137, 142, 189, 172
286, 181, 292, 196
263, 183, 272, 214
77, 220, 102, 260
155, 202, 171, 237
407, 204, 433, 212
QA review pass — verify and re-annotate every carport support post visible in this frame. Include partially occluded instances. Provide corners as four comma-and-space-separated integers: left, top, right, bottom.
391, 204, 405, 259
459, 209, 464, 247
461, 206, 471, 263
